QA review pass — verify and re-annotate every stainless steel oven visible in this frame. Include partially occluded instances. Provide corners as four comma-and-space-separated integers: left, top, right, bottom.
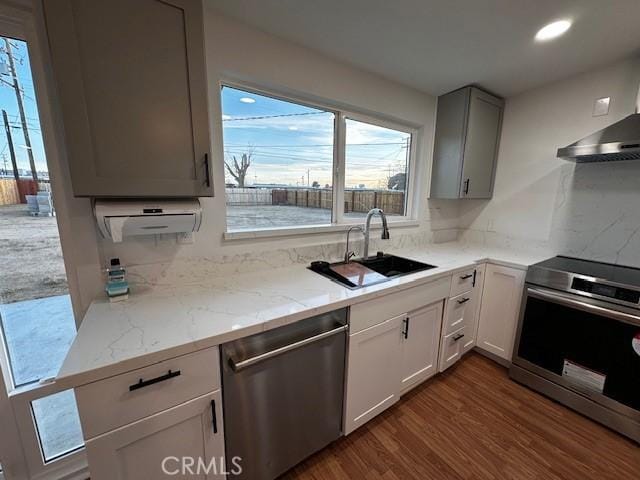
510, 256, 640, 443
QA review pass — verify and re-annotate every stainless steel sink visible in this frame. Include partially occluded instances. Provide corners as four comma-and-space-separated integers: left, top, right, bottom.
309, 253, 436, 289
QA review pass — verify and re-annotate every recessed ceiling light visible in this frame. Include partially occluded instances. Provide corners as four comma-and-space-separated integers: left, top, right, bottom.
535, 19, 572, 41
239, 97, 256, 104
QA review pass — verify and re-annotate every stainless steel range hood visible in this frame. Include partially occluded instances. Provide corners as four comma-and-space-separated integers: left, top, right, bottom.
557, 85, 640, 162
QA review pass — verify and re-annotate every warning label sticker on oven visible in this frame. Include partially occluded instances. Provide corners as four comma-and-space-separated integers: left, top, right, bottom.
562, 360, 606, 394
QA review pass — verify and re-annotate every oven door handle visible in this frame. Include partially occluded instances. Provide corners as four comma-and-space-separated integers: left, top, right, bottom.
527, 287, 640, 327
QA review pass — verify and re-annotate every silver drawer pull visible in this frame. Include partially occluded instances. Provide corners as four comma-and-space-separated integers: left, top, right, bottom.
229, 325, 348, 372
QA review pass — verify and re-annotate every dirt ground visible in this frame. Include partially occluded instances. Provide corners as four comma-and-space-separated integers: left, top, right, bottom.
0, 204, 68, 304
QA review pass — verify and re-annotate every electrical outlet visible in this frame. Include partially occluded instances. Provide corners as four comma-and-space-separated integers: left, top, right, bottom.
177, 232, 194, 244
487, 219, 496, 232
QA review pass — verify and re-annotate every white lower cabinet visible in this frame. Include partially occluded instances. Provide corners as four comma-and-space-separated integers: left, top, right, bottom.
344, 282, 448, 435
476, 263, 526, 361
400, 301, 443, 392
344, 315, 404, 434
438, 265, 484, 372
86, 390, 225, 479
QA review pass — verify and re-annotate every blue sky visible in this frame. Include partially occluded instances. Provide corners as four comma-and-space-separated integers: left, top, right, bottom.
221, 86, 410, 188
0, 37, 47, 175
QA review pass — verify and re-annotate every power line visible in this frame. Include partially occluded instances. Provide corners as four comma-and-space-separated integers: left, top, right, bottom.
225, 142, 407, 148
224, 149, 406, 168
223, 111, 329, 122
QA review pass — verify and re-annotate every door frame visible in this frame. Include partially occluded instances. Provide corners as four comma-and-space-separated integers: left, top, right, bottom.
0, 1, 99, 478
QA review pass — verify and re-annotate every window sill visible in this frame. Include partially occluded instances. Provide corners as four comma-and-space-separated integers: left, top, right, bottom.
223, 219, 420, 242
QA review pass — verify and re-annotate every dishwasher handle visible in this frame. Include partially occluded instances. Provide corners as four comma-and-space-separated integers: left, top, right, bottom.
228, 324, 348, 372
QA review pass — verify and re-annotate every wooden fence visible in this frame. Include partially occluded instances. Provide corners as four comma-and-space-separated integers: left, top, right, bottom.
225, 188, 272, 206
345, 190, 405, 215
0, 179, 20, 205
227, 187, 405, 215
0, 179, 49, 205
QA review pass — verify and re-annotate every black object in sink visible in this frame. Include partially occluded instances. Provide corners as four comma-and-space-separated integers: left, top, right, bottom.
355, 253, 436, 277
308, 254, 436, 289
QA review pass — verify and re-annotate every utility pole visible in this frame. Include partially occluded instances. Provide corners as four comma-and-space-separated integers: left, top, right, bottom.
4, 38, 37, 184
307, 168, 310, 187
3, 109, 19, 182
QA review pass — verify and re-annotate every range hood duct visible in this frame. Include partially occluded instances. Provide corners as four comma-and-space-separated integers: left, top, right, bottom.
557, 83, 640, 162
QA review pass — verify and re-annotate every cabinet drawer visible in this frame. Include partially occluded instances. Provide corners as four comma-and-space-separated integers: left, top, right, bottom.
439, 327, 466, 372
444, 292, 473, 335
350, 276, 450, 333
450, 268, 475, 297
76, 347, 220, 439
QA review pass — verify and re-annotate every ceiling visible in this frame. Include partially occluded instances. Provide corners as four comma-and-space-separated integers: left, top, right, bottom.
212, 0, 640, 97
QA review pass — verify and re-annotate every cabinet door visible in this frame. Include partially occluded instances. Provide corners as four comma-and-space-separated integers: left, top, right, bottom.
85, 391, 225, 480
401, 302, 443, 392
44, 0, 213, 197
344, 315, 403, 435
430, 88, 470, 199
460, 89, 504, 199
462, 264, 485, 355
476, 264, 526, 361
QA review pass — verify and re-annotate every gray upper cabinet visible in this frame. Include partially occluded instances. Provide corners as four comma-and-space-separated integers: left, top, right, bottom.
430, 87, 504, 199
44, 0, 213, 197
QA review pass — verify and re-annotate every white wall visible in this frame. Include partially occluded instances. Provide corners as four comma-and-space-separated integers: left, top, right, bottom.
460, 56, 640, 266
98, 8, 459, 267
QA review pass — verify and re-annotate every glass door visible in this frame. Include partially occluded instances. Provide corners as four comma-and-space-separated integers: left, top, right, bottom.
0, 15, 87, 480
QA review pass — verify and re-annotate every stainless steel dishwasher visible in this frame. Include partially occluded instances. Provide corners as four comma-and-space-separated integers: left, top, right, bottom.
221, 308, 347, 480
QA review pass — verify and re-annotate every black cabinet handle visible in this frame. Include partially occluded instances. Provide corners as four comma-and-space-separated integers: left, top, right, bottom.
453, 333, 465, 342
463, 178, 470, 195
204, 153, 211, 187
457, 297, 470, 305
472, 269, 477, 287
129, 370, 181, 392
460, 274, 473, 280
402, 317, 410, 339
211, 399, 218, 434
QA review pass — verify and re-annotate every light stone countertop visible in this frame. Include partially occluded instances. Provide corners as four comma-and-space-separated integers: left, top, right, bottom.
56, 242, 553, 388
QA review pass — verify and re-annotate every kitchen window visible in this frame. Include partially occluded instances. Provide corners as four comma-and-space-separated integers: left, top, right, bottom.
221, 84, 417, 237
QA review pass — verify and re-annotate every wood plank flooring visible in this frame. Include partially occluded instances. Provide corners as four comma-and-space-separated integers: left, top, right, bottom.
284, 352, 639, 480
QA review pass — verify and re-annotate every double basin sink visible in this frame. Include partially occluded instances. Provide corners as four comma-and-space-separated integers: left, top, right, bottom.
309, 253, 436, 289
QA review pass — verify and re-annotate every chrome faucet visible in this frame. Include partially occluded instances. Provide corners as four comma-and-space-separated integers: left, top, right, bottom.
363, 208, 390, 259
344, 225, 364, 263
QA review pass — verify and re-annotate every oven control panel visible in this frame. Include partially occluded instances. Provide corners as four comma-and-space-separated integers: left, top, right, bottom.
571, 277, 640, 305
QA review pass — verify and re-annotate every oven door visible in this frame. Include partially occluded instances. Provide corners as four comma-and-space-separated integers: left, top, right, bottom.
513, 286, 640, 418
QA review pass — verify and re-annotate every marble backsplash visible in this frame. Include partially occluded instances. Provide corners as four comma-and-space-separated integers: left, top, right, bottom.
125, 227, 459, 287
459, 160, 640, 269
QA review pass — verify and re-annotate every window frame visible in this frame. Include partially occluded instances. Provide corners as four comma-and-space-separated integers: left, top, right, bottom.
220, 81, 420, 240
0, 4, 91, 480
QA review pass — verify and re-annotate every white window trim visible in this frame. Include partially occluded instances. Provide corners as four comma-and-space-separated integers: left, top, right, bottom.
223, 219, 420, 241
219, 80, 421, 240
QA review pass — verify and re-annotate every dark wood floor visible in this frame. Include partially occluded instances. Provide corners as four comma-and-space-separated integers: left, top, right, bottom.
284, 352, 639, 480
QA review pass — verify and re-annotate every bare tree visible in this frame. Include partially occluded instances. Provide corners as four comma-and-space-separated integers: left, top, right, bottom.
225, 152, 252, 187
